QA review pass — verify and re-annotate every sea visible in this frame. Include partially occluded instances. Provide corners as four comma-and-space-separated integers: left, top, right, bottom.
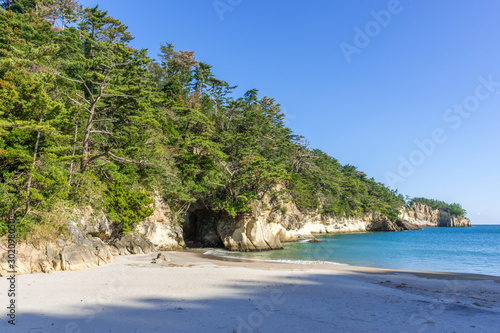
207, 225, 500, 277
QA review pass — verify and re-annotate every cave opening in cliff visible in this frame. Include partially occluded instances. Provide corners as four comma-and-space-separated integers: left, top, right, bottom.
183, 203, 224, 248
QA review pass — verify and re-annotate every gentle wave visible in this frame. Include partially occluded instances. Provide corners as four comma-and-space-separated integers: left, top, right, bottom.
204, 249, 348, 266
206, 226, 500, 276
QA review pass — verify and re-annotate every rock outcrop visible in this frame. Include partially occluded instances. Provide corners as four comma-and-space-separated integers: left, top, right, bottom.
109, 232, 155, 256
0, 235, 115, 276
182, 187, 427, 251
0, 195, 185, 276
135, 195, 185, 251
182, 192, 470, 252
184, 201, 284, 251
401, 202, 471, 228
59, 238, 114, 271
184, 188, 307, 251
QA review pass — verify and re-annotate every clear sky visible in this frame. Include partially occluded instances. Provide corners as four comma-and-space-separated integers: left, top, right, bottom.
80, 0, 500, 224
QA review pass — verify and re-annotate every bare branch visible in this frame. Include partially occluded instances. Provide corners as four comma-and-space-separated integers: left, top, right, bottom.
101, 93, 136, 98
93, 118, 118, 123
77, 74, 94, 99
87, 148, 111, 164
220, 161, 235, 177
54, 72, 82, 84
65, 95, 91, 113
75, 93, 91, 106
90, 130, 114, 135
108, 151, 148, 165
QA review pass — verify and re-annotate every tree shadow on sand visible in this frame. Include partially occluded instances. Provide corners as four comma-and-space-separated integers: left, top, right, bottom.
2, 272, 499, 333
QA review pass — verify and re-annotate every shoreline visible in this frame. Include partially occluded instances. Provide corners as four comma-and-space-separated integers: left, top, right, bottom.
196, 248, 500, 282
1, 250, 499, 332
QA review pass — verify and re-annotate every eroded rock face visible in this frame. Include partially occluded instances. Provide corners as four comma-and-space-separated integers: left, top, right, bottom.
70, 195, 186, 251
0, 195, 186, 276
217, 214, 283, 251
182, 194, 473, 252
109, 232, 155, 256
136, 195, 185, 251
69, 206, 115, 240
60, 238, 114, 271
0, 235, 115, 276
285, 212, 422, 237
180, 188, 431, 251
401, 202, 471, 227
268, 223, 297, 242
184, 189, 303, 251
0, 192, 471, 275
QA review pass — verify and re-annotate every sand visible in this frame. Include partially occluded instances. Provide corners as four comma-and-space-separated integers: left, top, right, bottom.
1, 250, 499, 333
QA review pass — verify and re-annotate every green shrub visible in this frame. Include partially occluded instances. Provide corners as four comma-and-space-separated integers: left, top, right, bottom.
104, 182, 153, 234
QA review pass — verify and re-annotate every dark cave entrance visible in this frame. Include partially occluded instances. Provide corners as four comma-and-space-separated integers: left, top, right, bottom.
183, 203, 224, 248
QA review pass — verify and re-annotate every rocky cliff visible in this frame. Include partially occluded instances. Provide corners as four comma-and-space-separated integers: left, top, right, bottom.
0, 194, 470, 276
401, 202, 471, 228
185, 197, 470, 252
184, 192, 423, 251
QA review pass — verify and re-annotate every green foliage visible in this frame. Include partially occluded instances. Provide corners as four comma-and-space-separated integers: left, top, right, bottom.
104, 182, 153, 233
0, 6, 467, 241
410, 197, 467, 217
289, 149, 405, 219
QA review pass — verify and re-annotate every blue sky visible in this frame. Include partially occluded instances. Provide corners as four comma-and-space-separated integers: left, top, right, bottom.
80, 0, 500, 224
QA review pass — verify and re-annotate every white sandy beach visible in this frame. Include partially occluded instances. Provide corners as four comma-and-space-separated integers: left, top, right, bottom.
1, 250, 499, 333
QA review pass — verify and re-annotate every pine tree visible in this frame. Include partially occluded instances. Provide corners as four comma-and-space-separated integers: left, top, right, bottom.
57, 6, 150, 173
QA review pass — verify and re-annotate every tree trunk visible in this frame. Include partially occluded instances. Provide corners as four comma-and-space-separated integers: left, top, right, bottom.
8, 203, 17, 221
90, 25, 95, 58
80, 103, 96, 173
67, 114, 79, 185
26, 113, 43, 215
61, 9, 66, 29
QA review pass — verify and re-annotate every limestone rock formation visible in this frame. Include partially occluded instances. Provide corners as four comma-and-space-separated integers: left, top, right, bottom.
60, 238, 114, 271
0, 194, 185, 276
135, 195, 185, 251
70, 195, 185, 251
109, 232, 155, 256
181, 187, 435, 251
184, 191, 301, 251
217, 214, 283, 251
0, 235, 114, 276
401, 202, 471, 228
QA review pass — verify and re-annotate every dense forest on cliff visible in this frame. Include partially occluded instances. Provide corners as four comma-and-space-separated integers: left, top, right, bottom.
0, 1, 465, 239
409, 198, 466, 217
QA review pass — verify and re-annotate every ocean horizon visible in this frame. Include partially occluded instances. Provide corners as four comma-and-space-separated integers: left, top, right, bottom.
208, 225, 500, 277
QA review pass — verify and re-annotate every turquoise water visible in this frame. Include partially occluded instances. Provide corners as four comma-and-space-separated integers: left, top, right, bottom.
210, 225, 500, 277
